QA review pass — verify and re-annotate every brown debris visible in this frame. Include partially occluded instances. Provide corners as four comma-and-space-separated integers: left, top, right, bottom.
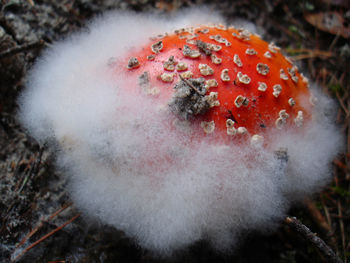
169, 77, 210, 120
305, 12, 350, 39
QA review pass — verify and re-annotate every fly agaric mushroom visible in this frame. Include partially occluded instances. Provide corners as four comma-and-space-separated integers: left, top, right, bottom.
122, 24, 312, 145
18, 11, 342, 255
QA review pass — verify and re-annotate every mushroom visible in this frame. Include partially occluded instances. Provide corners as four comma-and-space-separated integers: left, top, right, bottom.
18, 13, 342, 255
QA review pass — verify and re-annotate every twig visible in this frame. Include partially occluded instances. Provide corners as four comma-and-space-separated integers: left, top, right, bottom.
11, 214, 80, 262
304, 199, 332, 234
337, 200, 346, 262
346, 96, 350, 183
304, 198, 338, 252
0, 40, 45, 60
334, 161, 347, 263
334, 160, 348, 170
179, 74, 202, 94
329, 32, 341, 52
330, 214, 350, 220
285, 216, 343, 263
336, 91, 350, 119
321, 197, 333, 233
18, 146, 44, 193
15, 203, 72, 249
286, 48, 333, 61
48, 203, 72, 221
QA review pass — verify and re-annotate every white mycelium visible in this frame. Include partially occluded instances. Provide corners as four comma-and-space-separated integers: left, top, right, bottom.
18, 9, 343, 255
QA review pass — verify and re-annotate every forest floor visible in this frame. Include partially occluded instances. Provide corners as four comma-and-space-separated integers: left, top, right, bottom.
1, 0, 350, 262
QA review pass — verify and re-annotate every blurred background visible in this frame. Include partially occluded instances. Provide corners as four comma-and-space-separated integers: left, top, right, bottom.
1, 0, 349, 262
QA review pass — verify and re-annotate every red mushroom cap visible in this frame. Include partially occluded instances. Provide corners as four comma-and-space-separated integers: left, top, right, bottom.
119, 24, 313, 145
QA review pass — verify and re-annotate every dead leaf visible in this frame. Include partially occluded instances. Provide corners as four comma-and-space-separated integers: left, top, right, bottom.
155, 0, 180, 12
305, 12, 350, 38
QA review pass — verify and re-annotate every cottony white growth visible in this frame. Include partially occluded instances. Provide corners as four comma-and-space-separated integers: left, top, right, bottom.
18, 9, 343, 255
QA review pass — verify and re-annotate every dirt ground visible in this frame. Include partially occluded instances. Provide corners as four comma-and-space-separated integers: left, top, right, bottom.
1, 0, 350, 262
